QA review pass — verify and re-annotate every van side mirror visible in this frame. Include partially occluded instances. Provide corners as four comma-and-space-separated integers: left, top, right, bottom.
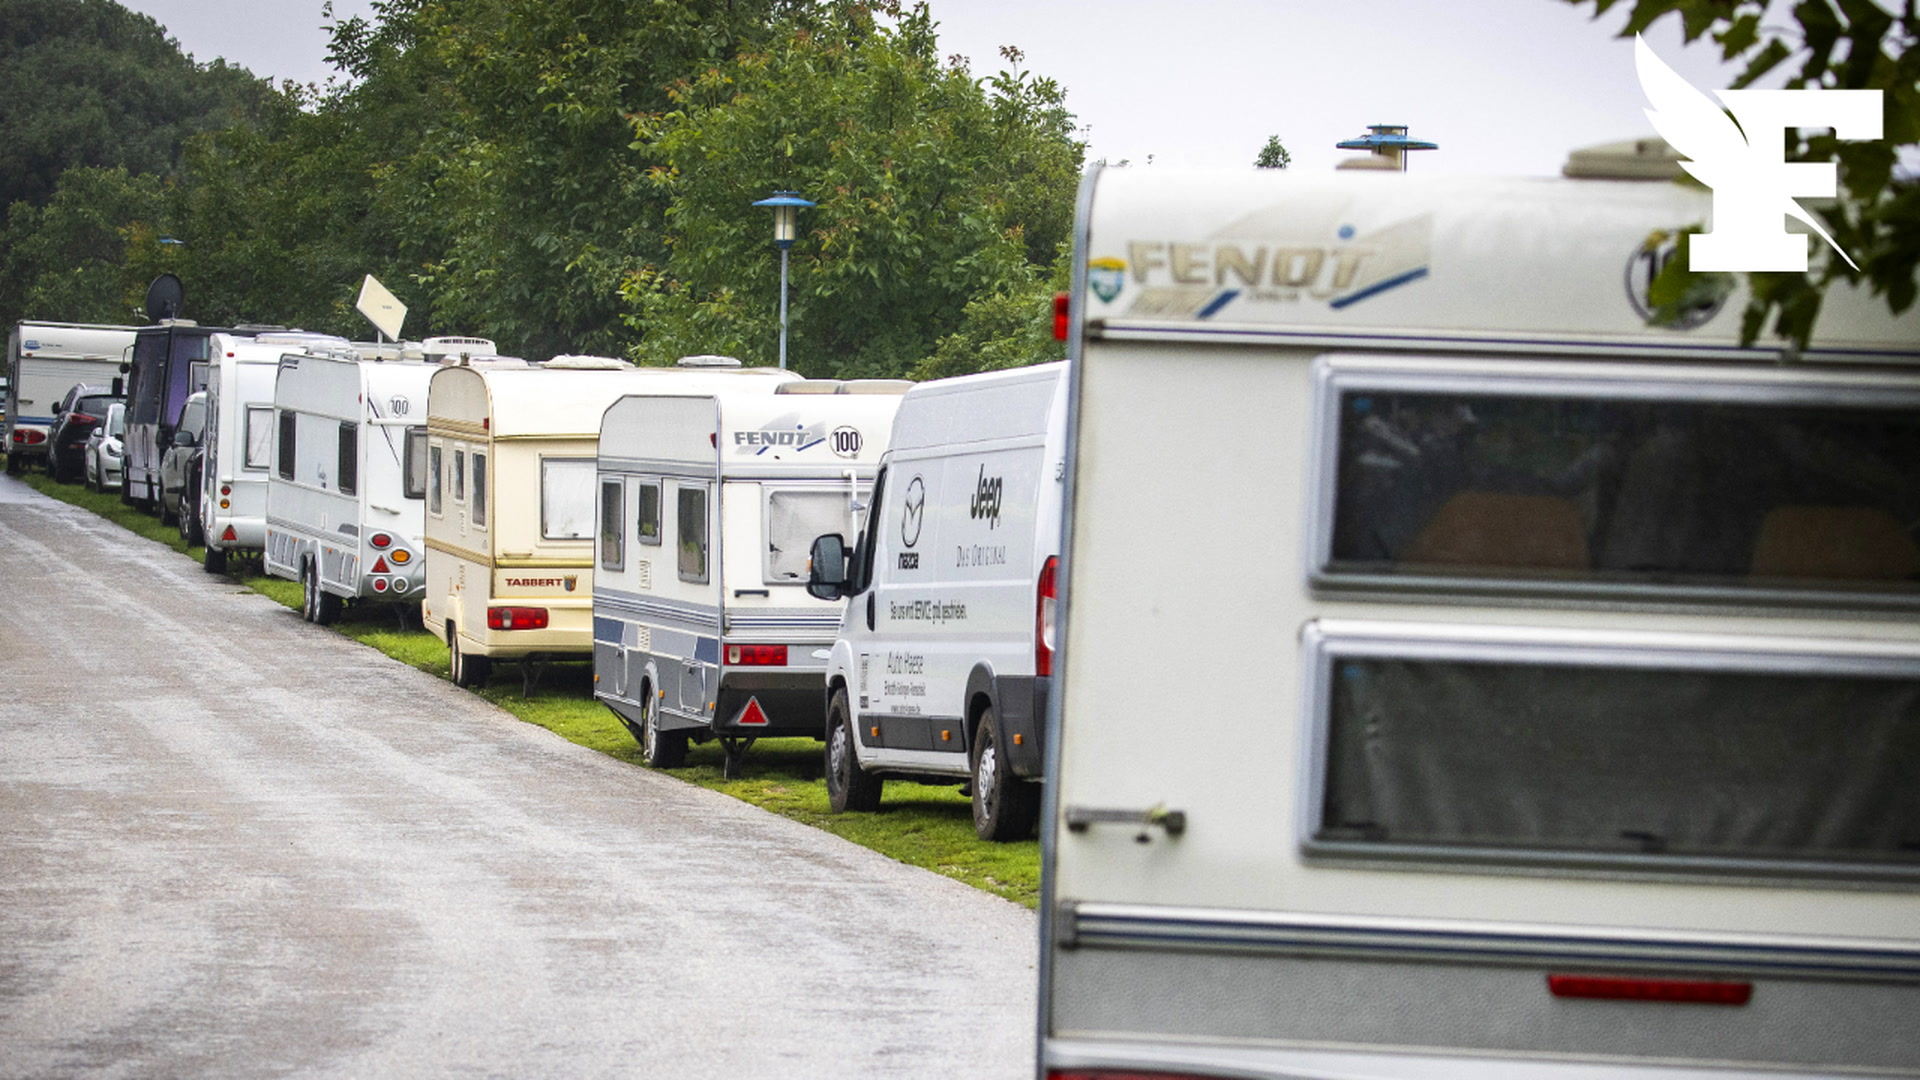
807, 533, 849, 601
172, 429, 196, 448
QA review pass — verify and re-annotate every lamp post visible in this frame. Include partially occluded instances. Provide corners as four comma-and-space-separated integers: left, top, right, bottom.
751, 190, 816, 369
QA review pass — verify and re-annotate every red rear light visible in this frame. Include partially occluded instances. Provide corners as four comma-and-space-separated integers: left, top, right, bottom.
69, 413, 98, 424
1548, 974, 1752, 1005
488, 606, 549, 631
1036, 555, 1059, 676
219, 484, 231, 496
369, 532, 392, 549
372, 577, 389, 593
1053, 292, 1071, 341
13, 430, 45, 445
725, 644, 788, 666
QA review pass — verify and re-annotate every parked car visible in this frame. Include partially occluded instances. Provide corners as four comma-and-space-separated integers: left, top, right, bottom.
45, 385, 123, 483
159, 390, 208, 542
84, 402, 126, 492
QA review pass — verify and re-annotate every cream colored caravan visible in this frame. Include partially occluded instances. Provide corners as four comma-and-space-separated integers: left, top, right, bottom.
1042, 163, 1920, 1079
423, 357, 799, 687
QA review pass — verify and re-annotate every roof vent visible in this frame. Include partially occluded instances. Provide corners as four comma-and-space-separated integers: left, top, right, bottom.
775, 379, 843, 394
1563, 137, 1685, 180
840, 379, 914, 395
677, 354, 744, 368
545, 354, 629, 370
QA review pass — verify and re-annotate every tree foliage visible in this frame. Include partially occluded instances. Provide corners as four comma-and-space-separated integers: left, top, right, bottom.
1568, 0, 1919, 348
1254, 134, 1292, 169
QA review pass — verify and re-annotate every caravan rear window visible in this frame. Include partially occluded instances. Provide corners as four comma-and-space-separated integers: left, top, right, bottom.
403, 427, 427, 499
678, 485, 709, 583
541, 458, 595, 540
245, 406, 273, 469
600, 479, 624, 571
1317, 363, 1920, 604
765, 489, 860, 583
1308, 634, 1920, 879
337, 422, 357, 496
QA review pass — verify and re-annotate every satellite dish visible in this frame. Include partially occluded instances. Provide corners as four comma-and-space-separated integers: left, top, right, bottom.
356, 274, 408, 341
145, 274, 185, 322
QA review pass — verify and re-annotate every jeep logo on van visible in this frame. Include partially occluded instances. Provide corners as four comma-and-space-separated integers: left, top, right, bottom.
901, 476, 925, 548
969, 466, 1003, 529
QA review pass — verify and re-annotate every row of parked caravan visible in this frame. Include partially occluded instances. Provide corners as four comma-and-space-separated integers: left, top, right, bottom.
5, 317, 1065, 840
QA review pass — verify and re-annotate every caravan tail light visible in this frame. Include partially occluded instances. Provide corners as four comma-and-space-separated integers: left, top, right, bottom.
1036, 555, 1059, 676
369, 532, 392, 549
1548, 974, 1752, 1005
1053, 292, 1071, 341
726, 644, 787, 666
389, 548, 412, 564
372, 577, 390, 593
220, 484, 231, 496
12, 429, 44, 445
488, 606, 548, 631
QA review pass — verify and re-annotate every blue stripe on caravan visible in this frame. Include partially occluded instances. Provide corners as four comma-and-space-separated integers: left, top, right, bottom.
1329, 267, 1429, 310
594, 615, 622, 644
1196, 290, 1240, 319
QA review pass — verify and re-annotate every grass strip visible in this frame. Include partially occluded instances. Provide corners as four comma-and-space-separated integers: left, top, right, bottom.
15, 466, 1040, 907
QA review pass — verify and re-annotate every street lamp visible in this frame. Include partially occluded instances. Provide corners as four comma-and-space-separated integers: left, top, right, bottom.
751, 190, 816, 370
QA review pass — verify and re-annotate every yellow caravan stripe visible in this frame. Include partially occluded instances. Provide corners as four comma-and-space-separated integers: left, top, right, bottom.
425, 536, 493, 565
498, 556, 592, 568
428, 419, 489, 437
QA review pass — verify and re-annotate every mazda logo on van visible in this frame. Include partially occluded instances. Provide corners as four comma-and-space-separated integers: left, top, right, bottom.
901, 476, 925, 548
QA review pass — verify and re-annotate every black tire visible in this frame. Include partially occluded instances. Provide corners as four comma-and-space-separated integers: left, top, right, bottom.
449, 627, 492, 688
203, 543, 227, 574
637, 681, 688, 768
825, 688, 883, 813
157, 491, 177, 526
970, 707, 1039, 842
300, 560, 318, 622
4, 453, 19, 476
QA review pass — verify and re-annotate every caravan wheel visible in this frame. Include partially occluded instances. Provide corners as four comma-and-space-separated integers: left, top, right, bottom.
825, 688, 883, 813
203, 544, 226, 574
971, 707, 1039, 842
638, 684, 687, 768
449, 630, 492, 688
301, 559, 339, 624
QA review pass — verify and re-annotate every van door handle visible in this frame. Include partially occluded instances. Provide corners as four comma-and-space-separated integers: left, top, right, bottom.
1064, 804, 1187, 843
866, 592, 876, 631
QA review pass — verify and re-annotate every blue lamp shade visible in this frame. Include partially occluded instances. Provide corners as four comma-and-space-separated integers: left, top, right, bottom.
752, 191, 816, 247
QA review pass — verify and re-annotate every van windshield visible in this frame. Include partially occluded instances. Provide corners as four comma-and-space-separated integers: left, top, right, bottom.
1326, 386, 1920, 601
765, 488, 863, 583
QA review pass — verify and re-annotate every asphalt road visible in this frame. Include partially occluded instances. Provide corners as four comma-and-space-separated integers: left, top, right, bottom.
0, 475, 1038, 1079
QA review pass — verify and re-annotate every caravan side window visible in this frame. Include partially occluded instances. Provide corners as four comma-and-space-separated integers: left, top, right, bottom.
428, 443, 443, 515
277, 410, 296, 481
452, 449, 466, 502
471, 452, 488, 528
403, 427, 427, 499
637, 481, 661, 545
1315, 361, 1920, 605
600, 479, 625, 571
541, 458, 596, 540
677, 484, 709, 583
245, 406, 274, 469
337, 423, 358, 496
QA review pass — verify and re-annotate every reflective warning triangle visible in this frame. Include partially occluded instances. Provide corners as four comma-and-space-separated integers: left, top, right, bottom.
737, 697, 770, 726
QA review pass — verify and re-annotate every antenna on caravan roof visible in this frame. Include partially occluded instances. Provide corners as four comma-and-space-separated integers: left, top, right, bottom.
1335, 124, 1438, 172
355, 274, 408, 343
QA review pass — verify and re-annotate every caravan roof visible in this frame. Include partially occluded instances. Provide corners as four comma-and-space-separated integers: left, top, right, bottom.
429, 365, 801, 437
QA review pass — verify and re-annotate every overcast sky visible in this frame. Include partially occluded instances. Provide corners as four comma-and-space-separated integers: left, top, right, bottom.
118, 0, 1762, 176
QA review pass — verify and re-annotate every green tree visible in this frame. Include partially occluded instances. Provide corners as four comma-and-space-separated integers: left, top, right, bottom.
0, 165, 165, 323
1254, 133, 1291, 169
1566, 0, 1919, 348
628, 2, 1080, 376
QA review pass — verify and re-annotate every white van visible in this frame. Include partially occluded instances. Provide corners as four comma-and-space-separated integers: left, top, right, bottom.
424, 356, 800, 688
197, 332, 353, 571
263, 349, 436, 622
594, 380, 906, 777
5, 321, 136, 474
1039, 164, 1920, 1078
807, 362, 1067, 840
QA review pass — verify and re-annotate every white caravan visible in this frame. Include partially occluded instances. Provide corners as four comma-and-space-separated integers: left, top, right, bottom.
424, 357, 801, 688
263, 350, 436, 623
1039, 164, 1920, 1079
594, 381, 906, 777
807, 363, 1067, 840
196, 332, 354, 571
5, 321, 136, 473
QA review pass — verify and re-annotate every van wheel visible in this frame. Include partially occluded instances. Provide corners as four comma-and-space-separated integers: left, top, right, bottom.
203, 544, 227, 574
178, 496, 203, 547
449, 630, 492, 688
825, 688, 883, 813
638, 685, 688, 768
971, 707, 1039, 842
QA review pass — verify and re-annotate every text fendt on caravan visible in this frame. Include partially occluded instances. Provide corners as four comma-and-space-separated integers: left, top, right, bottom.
5, 321, 136, 474
1040, 156, 1920, 1079
422, 355, 803, 692
806, 362, 1067, 841
263, 343, 441, 621
594, 379, 908, 778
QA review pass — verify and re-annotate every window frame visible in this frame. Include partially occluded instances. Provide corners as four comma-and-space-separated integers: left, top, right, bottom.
244, 406, 274, 470
676, 482, 710, 584
1308, 354, 1920, 611
427, 441, 443, 516
1299, 621, 1920, 886
337, 421, 358, 496
471, 451, 488, 528
276, 409, 296, 481
600, 477, 625, 571
402, 427, 427, 500
636, 480, 662, 546
452, 447, 467, 504
762, 483, 866, 585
